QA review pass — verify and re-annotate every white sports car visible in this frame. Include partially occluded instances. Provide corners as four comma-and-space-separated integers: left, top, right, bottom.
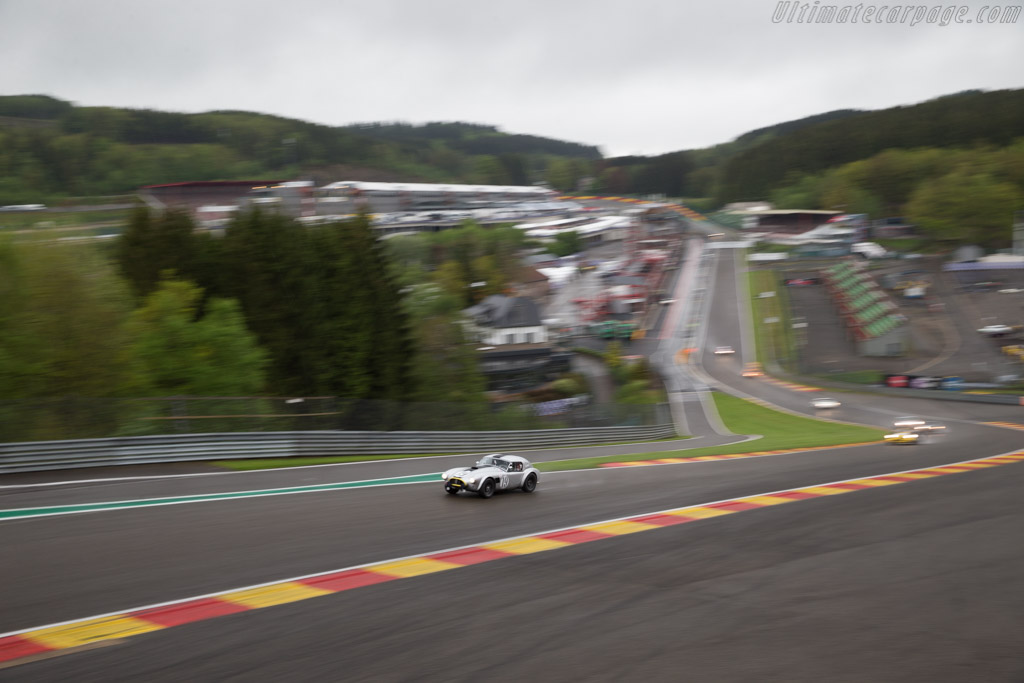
442, 454, 540, 498
811, 397, 841, 409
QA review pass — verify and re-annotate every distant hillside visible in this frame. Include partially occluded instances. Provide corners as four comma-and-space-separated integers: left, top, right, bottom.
0, 97, 603, 203
345, 121, 602, 159
734, 109, 865, 145
0, 94, 73, 119
716, 88, 1024, 202
2, 89, 1022, 208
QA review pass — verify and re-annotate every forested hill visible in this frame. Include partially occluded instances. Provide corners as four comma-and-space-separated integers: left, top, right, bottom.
3, 89, 1024, 208
0, 95, 599, 203
715, 88, 1024, 202
345, 121, 601, 158
734, 109, 865, 145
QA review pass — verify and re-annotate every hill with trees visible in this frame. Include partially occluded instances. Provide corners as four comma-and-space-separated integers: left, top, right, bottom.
0, 96, 600, 204
2, 89, 1023, 247
714, 89, 1024, 203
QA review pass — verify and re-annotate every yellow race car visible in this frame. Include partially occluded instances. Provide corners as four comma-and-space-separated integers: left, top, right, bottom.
884, 430, 920, 445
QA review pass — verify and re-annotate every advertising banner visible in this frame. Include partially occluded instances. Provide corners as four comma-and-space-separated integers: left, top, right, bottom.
884, 374, 962, 391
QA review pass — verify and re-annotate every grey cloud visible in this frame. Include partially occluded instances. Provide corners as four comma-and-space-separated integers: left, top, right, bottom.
0, 0, 1021, 156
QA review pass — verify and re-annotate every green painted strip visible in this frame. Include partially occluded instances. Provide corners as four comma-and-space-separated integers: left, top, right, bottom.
0, 472, 441, 521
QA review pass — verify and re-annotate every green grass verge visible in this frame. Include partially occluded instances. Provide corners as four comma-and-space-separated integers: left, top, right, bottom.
817, 370, 884, 385
747, 268, 797, 369
535, 392, 885, 472
211, 392, 886, 474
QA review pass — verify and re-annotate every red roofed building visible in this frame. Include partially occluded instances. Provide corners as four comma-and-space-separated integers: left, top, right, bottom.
140, 180, 286, 214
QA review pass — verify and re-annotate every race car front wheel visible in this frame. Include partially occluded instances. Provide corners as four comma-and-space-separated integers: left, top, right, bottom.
521, 474, 537, 493
478, 479, 496, 499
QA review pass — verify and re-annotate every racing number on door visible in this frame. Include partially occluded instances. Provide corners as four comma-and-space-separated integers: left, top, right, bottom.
499, 474, 509, 488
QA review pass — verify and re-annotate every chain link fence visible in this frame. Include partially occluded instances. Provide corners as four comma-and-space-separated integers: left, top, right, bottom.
0, 396, 671, 443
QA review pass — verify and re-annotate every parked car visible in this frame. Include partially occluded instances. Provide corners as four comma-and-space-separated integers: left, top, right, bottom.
442, 454, 539, 498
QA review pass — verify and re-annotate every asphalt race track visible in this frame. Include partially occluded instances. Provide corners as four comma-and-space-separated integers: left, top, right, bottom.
2, 240, 1024, 681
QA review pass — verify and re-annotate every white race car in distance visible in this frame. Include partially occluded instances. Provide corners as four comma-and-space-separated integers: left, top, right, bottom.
442, 454, 540, 498
811, 397, 841, 409
978, 324, 1014, 337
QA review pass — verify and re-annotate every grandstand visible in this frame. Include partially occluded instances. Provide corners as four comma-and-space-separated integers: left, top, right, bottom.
315, 181, 558, 215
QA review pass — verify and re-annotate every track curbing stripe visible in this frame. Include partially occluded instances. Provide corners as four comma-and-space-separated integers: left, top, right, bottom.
597, 439, 881, 468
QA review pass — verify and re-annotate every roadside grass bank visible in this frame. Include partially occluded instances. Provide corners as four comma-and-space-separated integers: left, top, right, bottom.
535, 393, 885, 472
747, 268, 797, 370
210, 436, 689, 471
815, 369, 884, 385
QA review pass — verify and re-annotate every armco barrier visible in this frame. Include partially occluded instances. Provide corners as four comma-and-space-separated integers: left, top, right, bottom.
0, 425, 680, 474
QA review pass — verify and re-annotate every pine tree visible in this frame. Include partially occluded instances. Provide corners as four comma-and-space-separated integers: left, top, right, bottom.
116, 206, 199, 297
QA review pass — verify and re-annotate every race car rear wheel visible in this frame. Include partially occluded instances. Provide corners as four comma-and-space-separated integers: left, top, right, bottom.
521, 474, 537, 493
478, 479, 496, 499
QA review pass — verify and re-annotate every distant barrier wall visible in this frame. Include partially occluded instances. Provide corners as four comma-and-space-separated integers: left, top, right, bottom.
0, 397, 672, 444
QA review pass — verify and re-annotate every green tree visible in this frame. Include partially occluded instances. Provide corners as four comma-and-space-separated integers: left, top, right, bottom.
473, 155, 510, 185
546, 158, 575, 192
550, 230, 583, 257
407, 312, 487, 404
210, 210, 416, 400
217, 208, 326, 394
0, 238, 143, 440
319, 213, 417, 401
818, 169, 884, 217
126, 278, 268, 396
604, 341, 623, 369
769, 172, 824, 209
905, 169, 1022, 247
117, 206, 199, 297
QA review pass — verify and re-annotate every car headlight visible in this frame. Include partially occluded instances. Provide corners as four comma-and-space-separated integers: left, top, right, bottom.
441, 474, 448, 480
466, 477, 477, 484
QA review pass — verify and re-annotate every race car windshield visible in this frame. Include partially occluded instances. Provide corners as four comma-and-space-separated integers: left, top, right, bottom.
477, 456, 499, 467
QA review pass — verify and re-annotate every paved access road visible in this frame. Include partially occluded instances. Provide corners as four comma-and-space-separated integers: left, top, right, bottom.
3, 241, 1024, 681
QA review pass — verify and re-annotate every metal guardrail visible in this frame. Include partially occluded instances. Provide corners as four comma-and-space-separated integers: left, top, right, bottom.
0, 425, 680, 474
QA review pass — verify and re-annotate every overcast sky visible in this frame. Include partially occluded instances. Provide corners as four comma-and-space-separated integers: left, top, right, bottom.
1, 0, 1022, 157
